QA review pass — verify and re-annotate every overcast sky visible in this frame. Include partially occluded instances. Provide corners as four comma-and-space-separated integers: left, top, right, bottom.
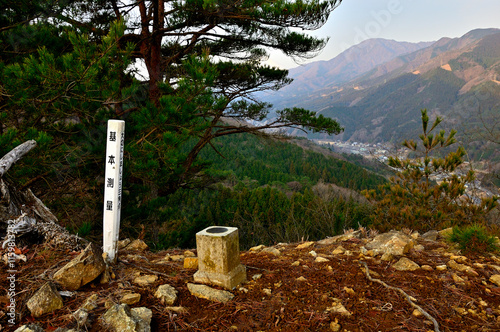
266, 0, 500, 69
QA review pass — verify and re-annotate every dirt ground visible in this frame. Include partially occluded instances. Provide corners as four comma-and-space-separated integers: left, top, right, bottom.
2, 234, 500, 332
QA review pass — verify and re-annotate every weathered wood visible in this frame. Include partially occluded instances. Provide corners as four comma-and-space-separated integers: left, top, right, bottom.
0, 140, 37, 178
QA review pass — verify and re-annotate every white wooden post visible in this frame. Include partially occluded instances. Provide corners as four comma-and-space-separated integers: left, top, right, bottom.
103, 120, 125, 263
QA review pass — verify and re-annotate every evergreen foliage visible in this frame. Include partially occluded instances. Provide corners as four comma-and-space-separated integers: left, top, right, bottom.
448, 224, 499, 254
364, 109, 498, 232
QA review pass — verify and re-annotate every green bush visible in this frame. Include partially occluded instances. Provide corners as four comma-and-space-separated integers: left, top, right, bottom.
448, 224, 499, 254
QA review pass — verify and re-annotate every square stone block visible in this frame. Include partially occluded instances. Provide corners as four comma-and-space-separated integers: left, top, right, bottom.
193, 226, 246, 290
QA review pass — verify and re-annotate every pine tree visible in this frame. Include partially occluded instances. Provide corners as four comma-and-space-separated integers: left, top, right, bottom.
364, 109, 498, 231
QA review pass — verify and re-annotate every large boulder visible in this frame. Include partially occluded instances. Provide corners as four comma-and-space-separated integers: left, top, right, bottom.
101, 304, 152, 332
365, 231, 414, 256
53, 243, 106, 291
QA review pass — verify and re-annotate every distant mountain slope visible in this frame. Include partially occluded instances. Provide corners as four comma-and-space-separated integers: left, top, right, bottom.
261, 28, 500, 161
262, 38, 433, 109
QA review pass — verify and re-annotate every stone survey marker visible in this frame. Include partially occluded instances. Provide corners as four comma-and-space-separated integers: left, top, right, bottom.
102, 120, 125, 263
194, 226, 247, 289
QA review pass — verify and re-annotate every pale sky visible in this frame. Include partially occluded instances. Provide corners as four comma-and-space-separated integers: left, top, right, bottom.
266, 0, 500, 69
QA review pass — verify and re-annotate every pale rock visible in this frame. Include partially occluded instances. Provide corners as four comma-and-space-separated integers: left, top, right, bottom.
332, 246, 345, 255
421, 265, 433, 271
317, 230, 361, 245
133, 275, 158, 286
26, 282, 63, 317
165, 306, 188, 314
72, 308, 90, 328
325, 298, 351, 317
183, 257, 198, 269
101, 304, 151, 332
187, 283, 234, 303
365, 231, 414, 256
344, 250, 352, 256
473, 263, 486, 269
343, 287, 355, 296
183, 250, 196, 257
249, 245, 265, 252
296, 276, 307, 282
125, 239, 149, 251
412, 309, 423, 317
118, 238, 131, 250
411, 232, 420, 240
252, 274, 262, 280
479, 300, 488, 307
121, 293, 141, 305
81, 293, 99, 311
489, 274, 500, 287
436, 265, 447, 271
14, 324, 45, 332
309, 250, 317, 257
262, 288, 272, 296
452, 273, 465, 284
53, 243, 106, 291
291, 261, 300, 266
450, 255, 468, 264
380, 252, 394, 262
330, 318, 341, 331
239, 287, 249, 293
438, 227, 453, 239
414, 244, 425, 251
262, 247, 280, 256
315, 257, 330, 263
422, 230, 439, 241
453, 306, 468, 315
392, 257, 420, 271
155, 284, 178, 305
169, 255, 185, 261
447, 260, 478, 276
296, 241, 315, 249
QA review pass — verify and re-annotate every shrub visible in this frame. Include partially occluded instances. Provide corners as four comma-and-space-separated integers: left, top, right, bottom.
448, 224, 499, 254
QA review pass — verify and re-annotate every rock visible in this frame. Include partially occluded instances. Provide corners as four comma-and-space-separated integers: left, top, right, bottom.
262, 288, 272, 296
412, 309, 423, 317
183, 250, 196, 257
296, 276, 307, 282
439, 227, 453, 239
489, 275, 500, 286
447, 260, 478, 276
421, 265, 433, 271
332, 246, 345, 255
452, 273, 465, 284
164, 306, 188, 314
365, 231, 414, 256
343, 287, 355, 296
296, 241, 314, 249
155, 284, 178, 305
436, 265, 447, 271
14, 324, 45, 332
252, 274, 262, 280
325, 298, 351, 317
81, 293, 99, 311
291, 261, 300, 266
72, 308, 90, 328
121, 293, 141, 305
26, 282, 63, 317
392, 257, 420, 271
53, 243, 106, 291
330, 318, 341, 331
450, 255, 468, 264
133, 275, 158, 286
414, 244, 425, 251
381, 252, 394, 262
309, 250, 317, 257
262, 247, 280, 256
315, 257, 330, 263
187, 283, 234, 303
118, 238, 131, 250
101, 304, 151, 332
422, 230, 439, 241
183, 257, 198, 269
125, 239, 149, 251
317, 231, 361, 245
249, 245, 265, 252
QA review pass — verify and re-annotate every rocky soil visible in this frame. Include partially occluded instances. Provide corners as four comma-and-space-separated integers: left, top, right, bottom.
2, 229, 500, 332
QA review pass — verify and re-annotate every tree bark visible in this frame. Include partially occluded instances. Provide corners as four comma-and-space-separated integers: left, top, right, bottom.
0, 140, 37, 178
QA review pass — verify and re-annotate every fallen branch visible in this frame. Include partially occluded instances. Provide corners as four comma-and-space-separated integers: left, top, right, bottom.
360, 261, 441, 332
0, 140, 37, 178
